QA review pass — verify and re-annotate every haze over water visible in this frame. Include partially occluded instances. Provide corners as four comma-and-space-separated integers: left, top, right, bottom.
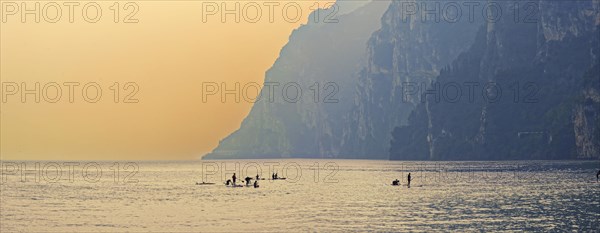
1, 160, 598, 232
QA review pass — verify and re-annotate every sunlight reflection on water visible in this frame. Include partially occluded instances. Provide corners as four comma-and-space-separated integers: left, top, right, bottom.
1, 160, 598, 232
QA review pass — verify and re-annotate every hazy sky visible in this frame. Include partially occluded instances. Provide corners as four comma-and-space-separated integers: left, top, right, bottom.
1, 1, 357, 160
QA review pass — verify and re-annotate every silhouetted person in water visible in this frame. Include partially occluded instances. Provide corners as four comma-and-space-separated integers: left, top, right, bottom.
392, 179, 400, 186
272, 173, 275, 180
256, 174, 260, 180
407, 173, 412, 188
232, 173, 237, 185
226, 179, 231, 186
254, 180, 259, 188
245, 176, 252, 186
597, 170, 600, 182
275, 173, 278, 179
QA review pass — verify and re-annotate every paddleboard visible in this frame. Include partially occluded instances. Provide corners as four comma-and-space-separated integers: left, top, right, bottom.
196, 182, 215, 185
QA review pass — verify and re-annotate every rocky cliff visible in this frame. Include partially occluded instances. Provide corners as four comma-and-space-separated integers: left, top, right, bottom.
204, 1, 390, 159
390, 0, 600, 160
340, 0, 482, 158
206, 0, 599, 160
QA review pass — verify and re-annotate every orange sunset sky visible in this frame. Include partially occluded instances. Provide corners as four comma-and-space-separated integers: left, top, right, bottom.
0, 0, 359, 160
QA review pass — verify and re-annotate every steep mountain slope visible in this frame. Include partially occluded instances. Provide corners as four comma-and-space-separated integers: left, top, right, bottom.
340, 0, 483, 158
204, 1, 390, 159
390, 0, 600, 160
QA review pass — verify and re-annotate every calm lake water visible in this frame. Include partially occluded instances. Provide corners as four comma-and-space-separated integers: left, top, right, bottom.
1, 160, 599, 232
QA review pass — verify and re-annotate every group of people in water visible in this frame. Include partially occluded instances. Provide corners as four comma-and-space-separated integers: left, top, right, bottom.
225, 173, 260, 188
222, 169, 600, 189
272, 172, 280, 180
223, 172, 287, 188
391, 170, 600, 186
392, 173, 412, 188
